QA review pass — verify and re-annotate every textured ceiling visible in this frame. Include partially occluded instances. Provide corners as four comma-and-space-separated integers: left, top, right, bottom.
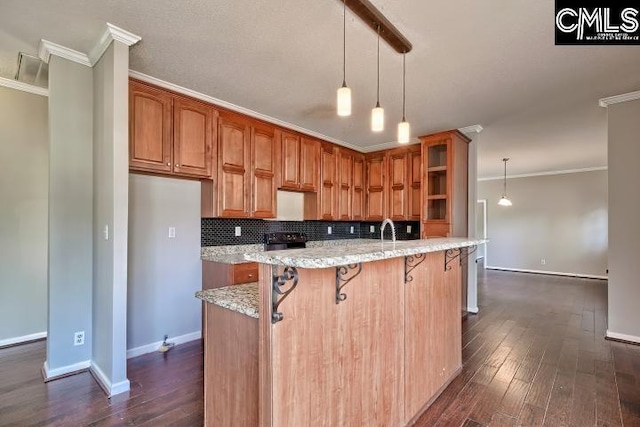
0, 0, 637, 177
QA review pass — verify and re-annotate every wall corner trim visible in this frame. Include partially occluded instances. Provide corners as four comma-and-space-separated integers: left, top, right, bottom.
38, 39, 91, 67
605, 330, 640, 345
89, 23, 142, 65
90, 361, 131, 397
0, 76, 49, 97
42, 359, 91, 381
599, 90, 640, 108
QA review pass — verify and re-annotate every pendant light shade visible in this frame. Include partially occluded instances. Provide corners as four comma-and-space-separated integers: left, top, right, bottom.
498, 158, 512, 207
337, 84, 351, 116
337, 0, 351, 117
397, 52, 410, 143
371, 25, 384, 132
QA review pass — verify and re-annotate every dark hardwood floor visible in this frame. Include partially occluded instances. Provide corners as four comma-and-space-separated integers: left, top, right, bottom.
1, 269, 639, 426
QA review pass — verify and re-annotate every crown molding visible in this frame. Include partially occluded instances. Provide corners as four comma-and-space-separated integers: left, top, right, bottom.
599, 90, 640, 107
459, 124, 484, 135
362, 139, 421, 152
89, 23, 141, 65
0, 76, 48, 97
38, 39, 91, 67
478, 166, 608, 181
129, 70, 365, 152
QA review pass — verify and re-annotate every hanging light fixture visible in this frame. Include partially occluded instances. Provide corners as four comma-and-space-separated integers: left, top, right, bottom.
498, 158, 513, 206
397, 52, 410, 143
371, 25, 384, 132
337, 0, 351, 116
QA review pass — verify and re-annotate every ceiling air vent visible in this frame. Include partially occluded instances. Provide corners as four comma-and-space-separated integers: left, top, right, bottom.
15, 52, 48, 88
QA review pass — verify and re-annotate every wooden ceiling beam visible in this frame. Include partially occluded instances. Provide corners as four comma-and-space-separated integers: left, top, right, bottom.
344, 0, 412, 54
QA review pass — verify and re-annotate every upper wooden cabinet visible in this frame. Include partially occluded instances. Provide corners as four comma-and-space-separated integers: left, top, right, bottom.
337, 148, 354, 220
280, 132, 318, 192
352, 154, 365, 221
420, 130, 470, 237
387, 145, 421, 221
129, 80, 214, 179
251, 123, 278, 218
217, 112, 252, 218
203, 113, 278, 219
365, 153, 387, 221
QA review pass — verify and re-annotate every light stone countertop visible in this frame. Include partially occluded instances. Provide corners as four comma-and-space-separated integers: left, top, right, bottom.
195, 283, 259, 318
244, 238, 488, 268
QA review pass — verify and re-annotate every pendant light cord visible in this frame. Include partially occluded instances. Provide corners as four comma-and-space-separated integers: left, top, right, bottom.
503, 158, 508, 195
342, 0, 346, 87
402, 52, 406, 121
376, 25, 381, 107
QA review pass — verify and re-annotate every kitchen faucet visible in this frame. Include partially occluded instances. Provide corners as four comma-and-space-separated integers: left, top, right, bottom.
381, 218, 396, 245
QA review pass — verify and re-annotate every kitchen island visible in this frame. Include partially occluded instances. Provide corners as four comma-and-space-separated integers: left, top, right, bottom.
197, 237, 485, 426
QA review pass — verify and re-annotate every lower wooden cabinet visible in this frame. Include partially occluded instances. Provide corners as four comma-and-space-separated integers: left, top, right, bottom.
202, 261, 259, 289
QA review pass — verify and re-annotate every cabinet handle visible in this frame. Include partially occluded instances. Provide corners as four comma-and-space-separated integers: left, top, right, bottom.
248, 274, 253, 278
176, 164, 180, 167
167, 162, 171, 166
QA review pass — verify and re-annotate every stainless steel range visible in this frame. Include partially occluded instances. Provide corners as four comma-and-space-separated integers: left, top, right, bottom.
264, 232, 308, 251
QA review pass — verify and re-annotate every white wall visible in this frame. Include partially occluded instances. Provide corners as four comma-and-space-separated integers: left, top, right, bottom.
46, 55, 94, 375
478, 170, 608, 278
607, 97, 640, 342
91, 40, 130, 395
0, 86, 48, 346
127, 174, 202, 355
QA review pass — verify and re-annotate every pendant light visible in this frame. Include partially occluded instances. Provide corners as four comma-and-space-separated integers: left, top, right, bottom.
337, 0, 351, 116
371, 25, 384, 132
397, 52, 410, 143
498, 158, 513, 206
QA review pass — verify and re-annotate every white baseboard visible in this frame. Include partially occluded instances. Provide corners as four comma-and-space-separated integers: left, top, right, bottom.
42, 359, 91, 381
90, 361, 130, 397
485, 265, 607, 280
0, 331, 47, 348
466, 306, 479, 314
126, 331, 202, 359
606, 330, 640, 345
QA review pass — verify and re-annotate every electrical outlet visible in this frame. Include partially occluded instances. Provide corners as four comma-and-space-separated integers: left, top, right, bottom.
168, 227, 176, 238
350, 226, 354, 234
407, 225, 412, 233
541, 259, 546, 265
327, 226, 332, 235
235, 226, 241, 237
74, 331, 85, 346
370, 225, 375, 233
103, 225, 109, 241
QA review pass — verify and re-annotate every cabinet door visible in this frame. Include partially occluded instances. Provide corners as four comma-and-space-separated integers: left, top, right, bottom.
388, 150, 408, 220
251, 123, 277, 218
408, 147, 421, 220
299, 137, 319, 192
338, 149, 353, 220
319, 143, 337, 220
352, 155, 365, 220
218, 112, 251, 217
173, 96, 215, 178
129, 81, 172, 173
280, 131, 300, 190
366, 155, 386, 221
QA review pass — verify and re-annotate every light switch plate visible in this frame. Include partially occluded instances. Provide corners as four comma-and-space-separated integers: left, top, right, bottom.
103, 225, 109, 241
328, 226, 332, 235
235, 226, 242, 237
350, 226, 354, 234
168, 227, 176, 238
370, 225, 375, 233
407, 225, 412, 233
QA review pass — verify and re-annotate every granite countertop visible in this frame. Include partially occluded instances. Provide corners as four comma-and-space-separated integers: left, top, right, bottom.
195, 283, 259, 318
201, 244, 263, 264
244, 237, 488, 268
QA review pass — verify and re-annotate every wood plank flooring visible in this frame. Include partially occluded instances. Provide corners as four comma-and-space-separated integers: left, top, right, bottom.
1, 269, 639, 426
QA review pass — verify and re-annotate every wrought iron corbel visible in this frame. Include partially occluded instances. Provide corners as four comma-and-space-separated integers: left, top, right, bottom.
404, 253, 426, 283
444, 248, 463, 271
336, 263, 363, 304
459, 245, 478, 266
272, 266, 299, 323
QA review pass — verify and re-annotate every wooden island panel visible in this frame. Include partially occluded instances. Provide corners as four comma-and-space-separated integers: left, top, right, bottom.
259, 259, 405, 426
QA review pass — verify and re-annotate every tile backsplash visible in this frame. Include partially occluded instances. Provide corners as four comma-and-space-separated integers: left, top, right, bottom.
201, 218, 420, 246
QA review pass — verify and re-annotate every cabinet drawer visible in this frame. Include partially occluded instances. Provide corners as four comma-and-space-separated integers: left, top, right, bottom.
232, 262, 259, 284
